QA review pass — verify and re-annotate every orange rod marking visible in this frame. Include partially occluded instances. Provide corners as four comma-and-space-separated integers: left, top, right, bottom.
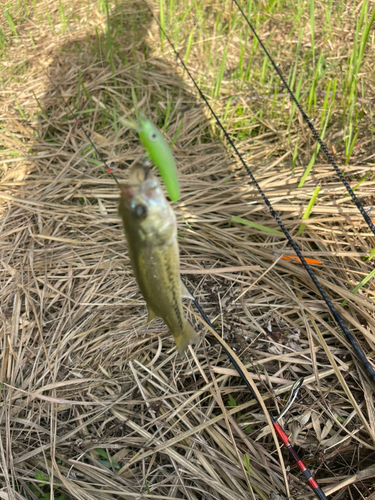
274, 253, 322, 265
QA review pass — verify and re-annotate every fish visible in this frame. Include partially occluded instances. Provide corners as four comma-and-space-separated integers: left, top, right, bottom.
118, 163, 199, 354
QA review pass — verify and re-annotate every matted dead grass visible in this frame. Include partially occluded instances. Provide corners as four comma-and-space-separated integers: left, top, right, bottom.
1, 1, 375, 499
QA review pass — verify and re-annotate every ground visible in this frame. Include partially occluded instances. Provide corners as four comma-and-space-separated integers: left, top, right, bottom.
1, 1, 375, 499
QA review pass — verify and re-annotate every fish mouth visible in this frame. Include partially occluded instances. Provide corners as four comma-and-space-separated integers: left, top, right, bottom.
128, 163, 149, 185
120, 164, 159, 200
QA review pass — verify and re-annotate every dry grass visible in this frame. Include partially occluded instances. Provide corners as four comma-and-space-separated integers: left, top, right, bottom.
1, 1, 375, 499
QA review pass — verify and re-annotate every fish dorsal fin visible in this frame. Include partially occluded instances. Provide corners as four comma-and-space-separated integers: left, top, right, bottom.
180, 280, 194, 300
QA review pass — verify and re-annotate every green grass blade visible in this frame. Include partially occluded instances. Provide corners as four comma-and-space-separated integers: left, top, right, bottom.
364, 249, 375, 262
32, 91, 49, 120
229, 216, 284, 235
184, 28, 194, 67
144, 478, 155, 500
80, 80, 91, 102
244, 454, 251, 481
298, 144, 320, 188
345, 129, 358, 165
357, 6, 375, 70
344, 172, 369, 198
95, 448, 120, 469
227, 394, 237, 407
59, 0, 67, 34
310, 0, 315, 63
3, 10, 18, 38
159, 0, 165, 51
341, 268, 375, 307
213, 44, 228, 98
16, 101, 26, 119
297, 185, 321, 236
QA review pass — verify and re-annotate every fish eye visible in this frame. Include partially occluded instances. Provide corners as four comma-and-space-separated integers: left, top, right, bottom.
149, 132, 158, 142
132, 204, 148, 219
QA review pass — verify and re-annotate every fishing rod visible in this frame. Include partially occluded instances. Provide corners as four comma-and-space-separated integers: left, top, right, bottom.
190, 295, 327, 500
232, 0, 375, 239
46, 76, 327, 499
140, 0, 375, 385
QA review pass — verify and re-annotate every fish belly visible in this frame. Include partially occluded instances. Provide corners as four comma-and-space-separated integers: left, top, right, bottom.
130, 239, 198, 353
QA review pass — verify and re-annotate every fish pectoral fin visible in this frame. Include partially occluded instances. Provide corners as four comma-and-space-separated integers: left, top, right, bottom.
147, 306, 158, 323
180, 280, 194, 301
174, 321, 199, 356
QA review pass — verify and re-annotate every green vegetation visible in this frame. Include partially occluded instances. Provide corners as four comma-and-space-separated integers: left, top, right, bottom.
297, 185, 321, 236
229, 216, 284, 236
28, 472, 66, 500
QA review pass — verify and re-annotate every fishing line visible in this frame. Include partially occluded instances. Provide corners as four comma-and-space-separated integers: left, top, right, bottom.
140, 0, 375, 384
46, 75, 328, 499
233, 0, 375, 238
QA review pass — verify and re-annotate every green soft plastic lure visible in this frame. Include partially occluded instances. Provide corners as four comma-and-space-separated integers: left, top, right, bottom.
137, 116, 179, 201
120, 115, 180, 201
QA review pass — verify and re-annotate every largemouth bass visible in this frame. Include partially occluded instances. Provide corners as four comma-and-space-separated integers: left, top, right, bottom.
118, 163, 199, 354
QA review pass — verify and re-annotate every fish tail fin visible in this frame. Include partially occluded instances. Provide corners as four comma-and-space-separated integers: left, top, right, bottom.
174, 321, 199, 356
